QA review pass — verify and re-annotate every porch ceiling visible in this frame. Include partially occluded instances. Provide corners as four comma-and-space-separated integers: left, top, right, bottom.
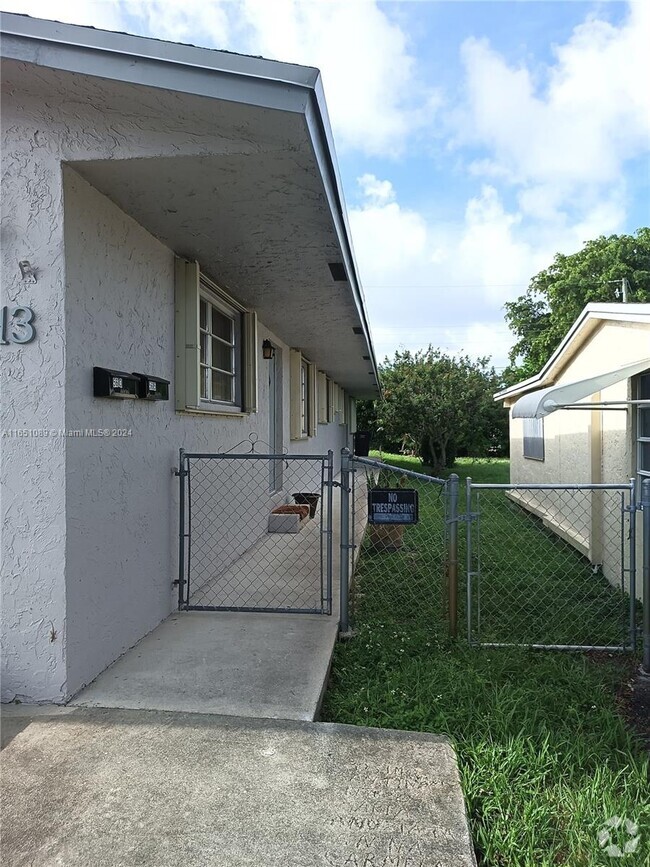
70, 147, 375, 395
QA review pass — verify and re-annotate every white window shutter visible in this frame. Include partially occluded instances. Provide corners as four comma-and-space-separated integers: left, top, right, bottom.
349, 398, 357, 433
334, 384, 342, 414
327, 379, 334, 423
242, 311, 258, 413
308, 363, 318, 437
290, 349, 302, 440
174, 257, 200, 410
317, 372, 327, 423
340, 389, 347, 425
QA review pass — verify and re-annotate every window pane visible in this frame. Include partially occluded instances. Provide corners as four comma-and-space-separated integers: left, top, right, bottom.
639, 408, 650, 438
212, 308, 232, 342
300, 363, 307, 431
200, 366, 209, 400
639, 373, 650, 400
523, 417, 544, 460
212, 338, 233, 372
640, 442, 650, 473
212, 371, 233, 402
200, 299, 207, 331
200, 332, 208, 365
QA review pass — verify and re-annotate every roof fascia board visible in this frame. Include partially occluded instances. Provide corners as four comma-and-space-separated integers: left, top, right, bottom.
0, 12, 318, 89
495, 305, 650, 402
305, 78, 381, 394
0, 33, 310, 116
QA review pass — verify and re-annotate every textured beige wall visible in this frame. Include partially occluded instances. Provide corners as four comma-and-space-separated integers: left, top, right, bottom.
508, 320, 650, 600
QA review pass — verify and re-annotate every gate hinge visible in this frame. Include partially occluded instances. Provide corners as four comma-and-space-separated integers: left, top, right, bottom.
331, 481, 351, 492
457, 512, 478, 523
172, 466, 188, 477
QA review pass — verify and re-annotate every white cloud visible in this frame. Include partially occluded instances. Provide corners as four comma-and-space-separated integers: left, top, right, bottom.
231, 0, 438, 157
349, 177, 536, 367
357, 173, 396, 205
0, 0, 124, 29
458, 1, 650, 221
123, 0, 230, 45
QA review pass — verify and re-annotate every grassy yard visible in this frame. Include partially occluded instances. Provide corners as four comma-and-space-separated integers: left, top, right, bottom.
322, 453, 649, 866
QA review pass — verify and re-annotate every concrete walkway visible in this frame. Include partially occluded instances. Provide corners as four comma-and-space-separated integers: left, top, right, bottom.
1, 706, 476, 867
72, 482, 350, 722
72, 611, 338, 721
189, 505, 325, 610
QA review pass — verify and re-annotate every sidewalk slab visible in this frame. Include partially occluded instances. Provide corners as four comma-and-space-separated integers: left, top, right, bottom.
72, 611, 338, 721
1, 707, 476, 867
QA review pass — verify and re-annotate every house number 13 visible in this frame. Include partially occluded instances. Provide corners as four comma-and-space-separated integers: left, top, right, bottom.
0, 306, 36, 344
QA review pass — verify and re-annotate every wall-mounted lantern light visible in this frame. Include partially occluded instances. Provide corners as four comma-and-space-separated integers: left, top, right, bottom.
262, 339, 275, 360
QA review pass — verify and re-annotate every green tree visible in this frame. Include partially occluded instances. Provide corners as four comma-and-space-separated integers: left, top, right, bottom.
372, 348, 507, 472
504, 228, 650, 383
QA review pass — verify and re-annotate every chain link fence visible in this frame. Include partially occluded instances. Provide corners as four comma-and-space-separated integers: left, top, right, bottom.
341, 456, 450, 635
466, 482, 638, 650
178, 450, 333, 613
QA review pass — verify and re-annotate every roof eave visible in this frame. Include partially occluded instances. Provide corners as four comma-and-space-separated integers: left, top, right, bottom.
0, 11, 381, 396
494, 303, 650, 403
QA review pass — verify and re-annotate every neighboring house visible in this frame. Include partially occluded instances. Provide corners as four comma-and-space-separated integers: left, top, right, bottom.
0, 14, 379, 703
495, 303, 650, 601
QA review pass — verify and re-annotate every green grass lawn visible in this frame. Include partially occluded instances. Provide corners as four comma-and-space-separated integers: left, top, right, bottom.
323, 453, 649, 866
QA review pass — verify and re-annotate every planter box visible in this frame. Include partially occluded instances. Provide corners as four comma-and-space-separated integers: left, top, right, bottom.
268, 504, 309, 534
292, 492, 320, 518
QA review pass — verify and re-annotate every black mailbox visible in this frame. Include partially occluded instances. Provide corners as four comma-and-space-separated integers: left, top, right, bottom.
134, 373, 170, 401
93, 367, 139, 399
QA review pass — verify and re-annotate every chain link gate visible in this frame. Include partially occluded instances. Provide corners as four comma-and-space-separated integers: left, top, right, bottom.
465, 480, 638, 651
177, 445, 334, 614
338, 451, 452, 636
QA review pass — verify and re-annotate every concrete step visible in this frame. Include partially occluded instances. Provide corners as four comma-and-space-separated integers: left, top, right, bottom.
1, 706, 476, 866
71, 611, 339, 721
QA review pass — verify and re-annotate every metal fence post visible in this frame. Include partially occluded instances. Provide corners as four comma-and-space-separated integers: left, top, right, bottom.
466, 476, 473, 645
447, 473, 459, 639
326, 449, 334, 615
628, 479, 637, 653
339, 448, 351, 635
641, 478, 650, 675
177, 448, 186, 608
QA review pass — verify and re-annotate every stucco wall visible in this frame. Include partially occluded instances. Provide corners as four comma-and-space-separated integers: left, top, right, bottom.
2, 63, 358, 702
508, 320, 650, 599
1, 102, 68, 702
61, 168, 351, 697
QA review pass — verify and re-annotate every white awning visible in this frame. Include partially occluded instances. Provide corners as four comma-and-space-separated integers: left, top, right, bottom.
511, 358, 650, 419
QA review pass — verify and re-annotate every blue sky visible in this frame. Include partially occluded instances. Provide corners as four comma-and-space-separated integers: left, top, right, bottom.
3, 0, 648, 368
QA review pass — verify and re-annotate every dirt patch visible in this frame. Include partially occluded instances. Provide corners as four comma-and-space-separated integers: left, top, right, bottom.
587, 652, 650, 751
616, 667, 650, 751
